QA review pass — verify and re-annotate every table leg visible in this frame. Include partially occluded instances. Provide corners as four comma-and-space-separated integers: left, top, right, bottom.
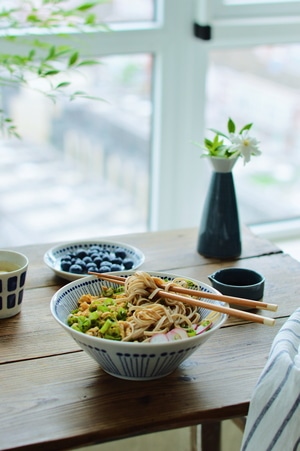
201, 421, 221, 451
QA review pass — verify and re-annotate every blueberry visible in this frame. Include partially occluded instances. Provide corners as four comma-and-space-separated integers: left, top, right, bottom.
76, 249, 88, 259
90, 268, 102, 273
89, 253, 96, 258
86, 265, 97, 274
93, 256, 103, 266
61, 256, 72, 262
123, 258, 134, 269
89, 245, 102, 253
101, 261, 112, 267
98, 265, 111, 273
61, 261, 71, 271
75, 258, 86, 269
68, 252, 77, 259
111, 258, 123, 265
115, 248, 127, 259
101, 253, 111, 262
83, 256, 93, 264
69, 264, 84, 274
110, 264, 123, 272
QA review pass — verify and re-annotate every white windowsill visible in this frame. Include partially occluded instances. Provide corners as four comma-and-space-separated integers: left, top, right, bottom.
250, 218, 300, 241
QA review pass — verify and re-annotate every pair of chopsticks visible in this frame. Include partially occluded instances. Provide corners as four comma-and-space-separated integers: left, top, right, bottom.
88, 272, 277, 326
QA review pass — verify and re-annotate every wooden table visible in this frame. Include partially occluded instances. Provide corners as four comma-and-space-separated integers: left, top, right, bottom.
1, 227, 299, 451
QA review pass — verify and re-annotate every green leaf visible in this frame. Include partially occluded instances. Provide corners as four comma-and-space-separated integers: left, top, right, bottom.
53, 46, 74, 58
45, 46, 56, 61
70, 92, 104, 101
239, 123, 253, 133
204, 138, 213, 148
227, 118, 235, 133
43, 70, 60, 76
85, 13, 97, 25
213, 134, 221, 146
76, 59, 100, 67
71, 90, 86, 96
56, 82, 71, 88
28, 50, 35, 60
209, 128, 229, 140
77, 2, 99, 11
26, 14, 39, 23
0, 0, 107, 139
68, 52, 79, 67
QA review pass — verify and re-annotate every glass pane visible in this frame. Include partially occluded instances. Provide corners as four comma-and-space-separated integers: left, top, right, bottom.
205, 44, 300, 225
94, 0, 155, 22
223, 0, 299, 4
0, 54, 152, 246
222, 0, 261, 4
2, 0, 155, 27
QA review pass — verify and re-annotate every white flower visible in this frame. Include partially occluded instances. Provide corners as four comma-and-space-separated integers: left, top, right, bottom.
198, 118, 262, 165
229, 131, 261, 165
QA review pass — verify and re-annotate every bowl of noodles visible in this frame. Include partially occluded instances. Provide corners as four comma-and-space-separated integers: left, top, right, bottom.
50, 271, 228, 380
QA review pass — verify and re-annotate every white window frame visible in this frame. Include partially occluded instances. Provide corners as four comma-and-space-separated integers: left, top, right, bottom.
195, 0, 300, 45
2, 0, 300, 236
212, 0, 300, 19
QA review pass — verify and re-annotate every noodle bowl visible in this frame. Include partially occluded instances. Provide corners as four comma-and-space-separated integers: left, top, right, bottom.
51, 271, 228, 380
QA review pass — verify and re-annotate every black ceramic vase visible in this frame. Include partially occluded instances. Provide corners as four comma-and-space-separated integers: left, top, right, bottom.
197, 157, 241, 259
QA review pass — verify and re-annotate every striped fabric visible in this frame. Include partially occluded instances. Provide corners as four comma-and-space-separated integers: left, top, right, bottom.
241, 307, 300, 451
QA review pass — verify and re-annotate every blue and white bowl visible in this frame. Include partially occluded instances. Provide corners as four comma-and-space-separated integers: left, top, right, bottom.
50, 271, 228, 380
44, 240, 145, 281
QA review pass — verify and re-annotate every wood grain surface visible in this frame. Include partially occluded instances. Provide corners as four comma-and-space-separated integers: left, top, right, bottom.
0, 227, 295, 451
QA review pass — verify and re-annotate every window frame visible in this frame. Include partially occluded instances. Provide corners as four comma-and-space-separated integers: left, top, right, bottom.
195, 0, 300, 46
213, 0, 300, 19
1, 0, 300, 237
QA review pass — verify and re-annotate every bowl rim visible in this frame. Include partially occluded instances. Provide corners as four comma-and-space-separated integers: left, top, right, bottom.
50, 271, 228, 347
210, 267, 265, 288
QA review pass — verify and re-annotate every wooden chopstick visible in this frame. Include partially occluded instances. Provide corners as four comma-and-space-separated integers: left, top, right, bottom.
88, 272, 277, 312
88, 272, 276, 326
155, 289, 275, 326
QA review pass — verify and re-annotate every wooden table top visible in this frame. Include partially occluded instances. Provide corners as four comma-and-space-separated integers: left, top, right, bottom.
1, 227, 299, 451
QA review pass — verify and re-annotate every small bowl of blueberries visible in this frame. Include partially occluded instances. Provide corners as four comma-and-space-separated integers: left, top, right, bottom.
44, 240, 145, 281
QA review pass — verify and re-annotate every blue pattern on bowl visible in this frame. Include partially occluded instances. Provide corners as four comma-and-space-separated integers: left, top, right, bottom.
51, 272, 228, 380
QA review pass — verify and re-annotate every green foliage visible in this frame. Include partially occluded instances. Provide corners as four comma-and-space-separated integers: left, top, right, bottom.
194, 117, 254, 159
0, 109, 21, 139
228, 117, 235, 133
0, 0, 110, 137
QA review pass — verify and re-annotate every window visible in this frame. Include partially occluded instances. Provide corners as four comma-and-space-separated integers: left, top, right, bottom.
1, 0, 300, 246
205, 44, 300, 226
0, 1, 156, 245
195, 0, 300, 237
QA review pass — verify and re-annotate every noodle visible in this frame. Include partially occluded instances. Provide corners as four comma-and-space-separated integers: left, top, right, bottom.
67, 271, 203, 342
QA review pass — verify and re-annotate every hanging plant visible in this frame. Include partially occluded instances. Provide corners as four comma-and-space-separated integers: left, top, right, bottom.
0, 0, 109, 137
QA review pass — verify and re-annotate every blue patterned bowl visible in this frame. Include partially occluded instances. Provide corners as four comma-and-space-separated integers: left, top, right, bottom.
50, 271, 228, 380
44, 240, 145, 281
